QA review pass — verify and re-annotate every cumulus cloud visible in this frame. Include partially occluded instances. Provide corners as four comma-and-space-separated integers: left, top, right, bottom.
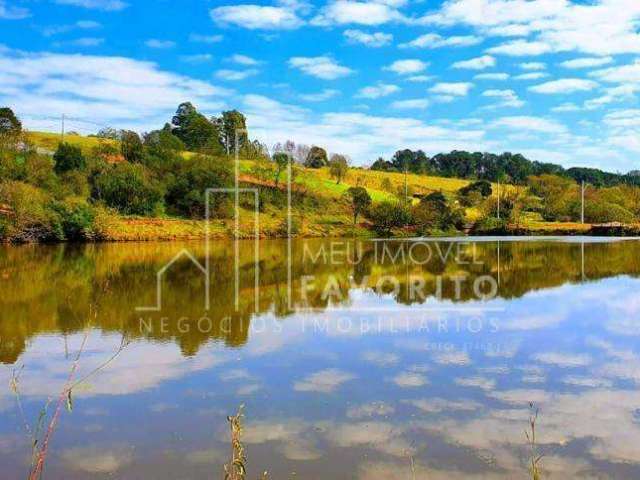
532, 352, 592, 367
144, 39, 175, 49
591, 60, 640, 84
474, 72, 509, 80
452, 54, 496, 70
513, 72, 547, 80
385, 58, 428, 74
520, 62, 546, 70
392, 371, 428, 387
400, 33, 482, 49
289, 56, 354, 79
356, 82, 400, 98
491, 115, 567, 133
429, 82, 473, 96
529, 78, 599, 94
343, 29, 393, 47
211, 5, 303, 29
294, 368, 356, 393
299, 88, 340, 101
487, 40, 552, 56
0, 47, 229, 132
390, 98, 429, 109
216, 68, 259, 80
230, 54, 261, 66
311, 1, 403, 26
482, 89, 524, 108
560, 56, 613, 69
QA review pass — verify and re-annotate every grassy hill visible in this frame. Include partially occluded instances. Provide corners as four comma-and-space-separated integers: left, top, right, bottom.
14, 130, 607, 241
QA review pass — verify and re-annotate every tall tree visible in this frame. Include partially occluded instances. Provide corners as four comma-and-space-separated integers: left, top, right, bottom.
304, 146, 328, 168
120, 130, 144, 163
346, 186, 372, 225
171, 102, 222, 153
219, 110, 248, 154
329, 154, 349, 184
0, 107, 22, 136
54, 143, 86, 174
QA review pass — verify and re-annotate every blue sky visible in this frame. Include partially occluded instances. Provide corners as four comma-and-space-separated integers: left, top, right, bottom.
1, 0, 640, 171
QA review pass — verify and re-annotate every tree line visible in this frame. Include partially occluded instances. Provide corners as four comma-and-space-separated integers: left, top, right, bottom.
371, 149, 640, 188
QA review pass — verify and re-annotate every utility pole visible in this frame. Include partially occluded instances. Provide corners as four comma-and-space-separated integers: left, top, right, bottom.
404, 160, 408, 208
581, 180, 585, 224
61, 113, 65, 142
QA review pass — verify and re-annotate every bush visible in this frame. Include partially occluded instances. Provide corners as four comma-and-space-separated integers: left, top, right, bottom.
584, 201, 635, 224
458, 180, 492, 206
54, 142, 86, 174
53, 196, 96, 240
0, 181, 61, 242
369, 201, 410, 233
94, 163, 164, 215
413, 192, 463, 232
165, 154, 232, 218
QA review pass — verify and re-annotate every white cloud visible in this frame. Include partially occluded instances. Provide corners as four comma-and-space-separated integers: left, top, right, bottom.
42, 20, 101, 37
406, 74, 434, 82
529, 78, 598, 94
144, 39, 176, 49
560, 56, 613, 69
514, 72, 547, 80
429, 82, 473, 96
0, 47, 229, 132
356, 82, 400, 98
385, 58, 428, 74
299, 88, 340, 101
520, 62, 546, 70
392, 371, 428, 387
230, 54, 260, 66
400, 33, 482, 49
289, 56, 354, 79
487, 40, 552, 56
294, 368, 355, 393
420, 0, 640, 56
492, 115, 567, 133
452, 54, 496, 70
54, 0, 128, 11
311, 1, 403, 26
343, 29, 393, 47
211, 5, 303, 30
591, 60, 640, 84
482, 89, 524, 107
215, 68, 259, 80
0, 0, 30, 19
189, 33, 223, 44
474, 72, 509, 80
532, 352, 592, 368
390, 98, 429, 109
179, 54, 213, 64
62, 445, 134, 474
552, 102, 580, 112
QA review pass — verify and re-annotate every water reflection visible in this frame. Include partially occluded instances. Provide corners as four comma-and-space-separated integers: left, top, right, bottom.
0, 238, 639, 479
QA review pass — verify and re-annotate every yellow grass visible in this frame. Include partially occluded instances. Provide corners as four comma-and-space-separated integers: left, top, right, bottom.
25, 131, 117, 154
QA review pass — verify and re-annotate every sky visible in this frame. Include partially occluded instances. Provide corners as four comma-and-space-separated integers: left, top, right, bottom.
1, 0, 640, 171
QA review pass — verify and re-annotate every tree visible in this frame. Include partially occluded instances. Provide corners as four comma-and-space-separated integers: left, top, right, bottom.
413, 191, 462, 232
304, 146, 328, 168
54, 143, 86, 174
329, 154, 349, 184
120, 130, 144, 163
94, 163, 163, 215
171, 102, 222, 153
346, 186, 371, 225
0, 107, 21, 136
95, 127, 120, 140
369, 201, 411, 233
218, 110, 248, 154
272, 152, 290, 187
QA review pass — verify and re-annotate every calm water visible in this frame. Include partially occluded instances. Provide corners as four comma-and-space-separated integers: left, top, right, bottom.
1, 238, 640, 479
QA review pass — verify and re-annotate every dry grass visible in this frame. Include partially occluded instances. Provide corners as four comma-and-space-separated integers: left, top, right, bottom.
25, 131, 117, 154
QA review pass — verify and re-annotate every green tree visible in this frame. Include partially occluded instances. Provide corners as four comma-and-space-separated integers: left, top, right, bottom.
346, 186, 371, 225
120, 130, 144, 163
172, 102, 222, 153
272, 152, 290, 187
218, 110, 248, 154
53, 143, 86, 174
329, 154, 349, 184
304, 146, 328, 168
0, 107, 21, 136
94, 163, 163, 215
369, 201, 411, 233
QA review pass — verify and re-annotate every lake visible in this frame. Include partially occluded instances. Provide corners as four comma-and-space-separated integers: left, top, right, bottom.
1, 237, 640, 479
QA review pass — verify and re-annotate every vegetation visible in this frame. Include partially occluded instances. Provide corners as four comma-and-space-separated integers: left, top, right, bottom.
2, 104, 640, 243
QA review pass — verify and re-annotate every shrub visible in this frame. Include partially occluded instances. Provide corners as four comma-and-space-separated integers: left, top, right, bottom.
53, 196, 96, 240
165, 154, 232, 218
345, 186, 372, 225
369, 201, 410, 233
413, 192, 462, 232
584, 201, 635, 224
0, 181, 61, 242
94, 163, 164, 215
458, 180, 492, 206
54, 142, 86, 174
